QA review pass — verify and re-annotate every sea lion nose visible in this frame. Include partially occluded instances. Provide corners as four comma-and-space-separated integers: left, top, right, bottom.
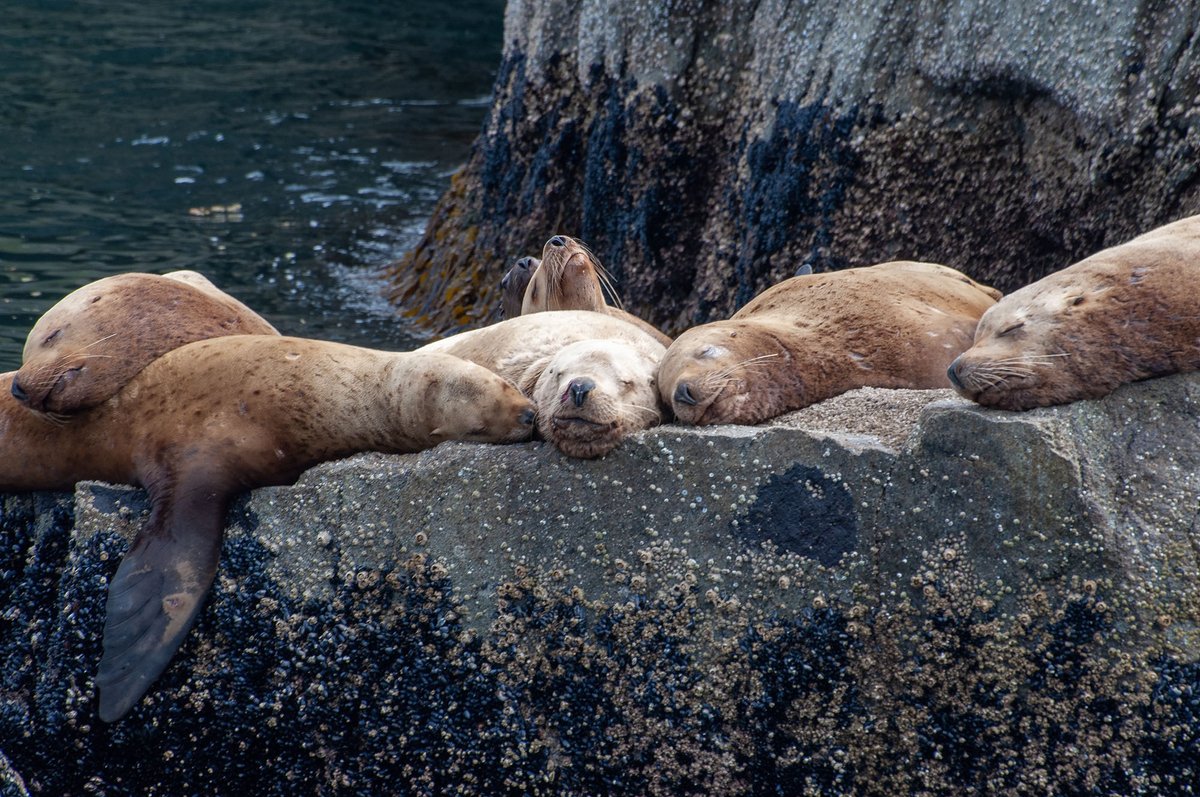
674, 382, 697, 406
519, 407, 535, 426
568, 378, 595, 407
517, 256, 535, 270
10, 377, 28, 404
946, 358, 965, 390
549, 235, 566, 248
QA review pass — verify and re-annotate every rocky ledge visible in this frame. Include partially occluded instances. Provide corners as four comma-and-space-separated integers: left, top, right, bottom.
1, 375, 1197, 794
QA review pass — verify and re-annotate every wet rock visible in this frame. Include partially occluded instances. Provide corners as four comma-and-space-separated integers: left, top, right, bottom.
1, 374, 1198, 793
388, 0, 1200, 334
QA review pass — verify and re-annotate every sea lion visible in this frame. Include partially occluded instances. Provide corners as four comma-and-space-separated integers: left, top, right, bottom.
500, 256, 537, 319
419, 310, 667, 458
947, 214, 1200, 410
660, 261, 1001, 425
1, 335, 535, 721
12, 271, 278, 415
521, 235, 673, 346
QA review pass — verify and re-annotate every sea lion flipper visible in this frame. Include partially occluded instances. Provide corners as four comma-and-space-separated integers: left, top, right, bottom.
96, 484, 226, 723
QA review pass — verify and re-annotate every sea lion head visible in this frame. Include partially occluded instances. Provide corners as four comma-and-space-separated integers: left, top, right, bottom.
946, 275, 1119, 411
417, 354, 537, 445
659, 321, 802, 425
522, 235, 611, 314
14, 272, 276, 415
533, 339, 663, 458
500, 256, 538, 319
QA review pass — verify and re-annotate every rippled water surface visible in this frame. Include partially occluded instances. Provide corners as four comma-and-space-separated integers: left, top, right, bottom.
0, 0, 504, 370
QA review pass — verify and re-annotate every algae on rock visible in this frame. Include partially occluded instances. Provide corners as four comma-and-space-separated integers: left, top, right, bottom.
389, 0, 1200, 333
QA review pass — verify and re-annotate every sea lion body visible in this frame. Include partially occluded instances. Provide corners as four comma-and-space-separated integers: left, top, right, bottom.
14, 271, 278, 414
521, 235, 672, 346
948, 215, 1200, 410
2, 335, 535, 721
660, 261, 1001, 425
419, 310, 667, 457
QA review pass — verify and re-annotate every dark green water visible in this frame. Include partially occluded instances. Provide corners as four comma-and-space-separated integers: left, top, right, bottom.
0, 0, 505, 371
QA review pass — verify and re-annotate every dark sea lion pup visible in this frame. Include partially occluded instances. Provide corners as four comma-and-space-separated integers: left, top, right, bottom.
12, 270, 278, 415
522, 235, 672, 346
948, 214, 1200, 410
500, 256, 538, 319
660, 261, 1001, 425
1, 335, 535, 721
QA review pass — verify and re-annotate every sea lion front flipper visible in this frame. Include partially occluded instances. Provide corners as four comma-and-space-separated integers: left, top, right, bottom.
95, 475, 229, 722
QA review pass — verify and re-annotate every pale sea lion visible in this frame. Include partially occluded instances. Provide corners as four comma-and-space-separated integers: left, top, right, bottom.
419, 310, 667, 458
660, 261, 1001, 425
12, 271, 278, 414
521, 235, 673, 346
1, 335, 535, 721
948, 214, 1200, 410
500, 256, 538, 319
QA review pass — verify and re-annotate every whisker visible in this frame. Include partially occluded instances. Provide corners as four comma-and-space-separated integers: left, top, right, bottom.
616, 402, 662, 420
80, 332, 120, 351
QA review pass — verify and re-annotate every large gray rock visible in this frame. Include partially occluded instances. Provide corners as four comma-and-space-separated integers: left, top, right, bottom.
388, 0, 1200, 333
0, 375, 1197, 793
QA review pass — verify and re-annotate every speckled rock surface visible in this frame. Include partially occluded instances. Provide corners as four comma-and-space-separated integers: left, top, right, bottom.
0, 753, 29, 797
388, 0, 1200, 333
1, 375, 1198, 794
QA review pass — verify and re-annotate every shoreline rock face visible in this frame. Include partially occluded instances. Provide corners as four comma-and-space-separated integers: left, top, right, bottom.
1, 375, 1198, 793
388, 0, 1200, 333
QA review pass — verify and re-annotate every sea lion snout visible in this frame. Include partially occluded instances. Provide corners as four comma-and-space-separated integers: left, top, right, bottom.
548, 235, 567, 248
10, 376, 28, 404
946, 357, 966, 391
674, 382, 697, 406
568, 377, 595, 407
519, 407, 535, 426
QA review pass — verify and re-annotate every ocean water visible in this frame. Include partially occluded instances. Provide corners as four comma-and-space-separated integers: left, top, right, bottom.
0, 0, 505, 370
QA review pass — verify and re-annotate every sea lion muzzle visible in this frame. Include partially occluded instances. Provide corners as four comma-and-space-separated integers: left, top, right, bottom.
946, 358, 965, 391
10, 377, 28, 403
674, 382, 698, 406
568, 378, 594, 407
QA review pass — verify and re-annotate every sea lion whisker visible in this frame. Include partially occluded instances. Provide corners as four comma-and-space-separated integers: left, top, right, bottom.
989, 354, 1069, 366
80, 332, 121, 350
616, 401, 661, 420
706, 353, 781, 382
983, 368, 1035, 380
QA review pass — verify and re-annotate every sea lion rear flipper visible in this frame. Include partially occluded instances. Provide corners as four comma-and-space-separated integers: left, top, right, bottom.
95, 479, 228, 722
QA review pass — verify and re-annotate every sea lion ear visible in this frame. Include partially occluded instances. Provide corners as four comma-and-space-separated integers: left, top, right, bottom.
794, 263, 814, 277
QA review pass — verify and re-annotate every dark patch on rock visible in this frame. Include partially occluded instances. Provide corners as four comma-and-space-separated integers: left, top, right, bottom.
727, 98, 860, 310
84, 484, 149, 518
734, 464, 858, 566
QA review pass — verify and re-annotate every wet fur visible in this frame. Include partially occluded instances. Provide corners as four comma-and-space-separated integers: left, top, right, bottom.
949, 215, 1200, 410
660, 261, 1001, 425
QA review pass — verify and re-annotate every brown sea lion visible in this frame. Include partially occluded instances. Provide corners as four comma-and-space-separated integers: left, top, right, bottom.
500, 256, 538, 319
1, 335, 534, 721
947, 214, 1200, 410
660, 261, 1001, 425
419, 310, 667, 458
521, 235, 673, 346
12, 271, 278, 415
